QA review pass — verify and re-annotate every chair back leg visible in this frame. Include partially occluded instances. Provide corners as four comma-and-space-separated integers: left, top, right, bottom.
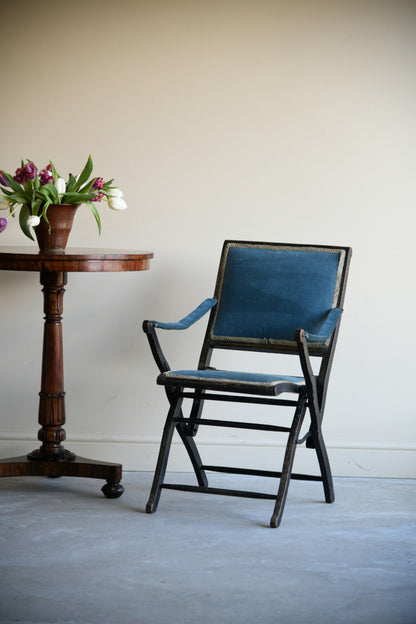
176, 422, 208, 487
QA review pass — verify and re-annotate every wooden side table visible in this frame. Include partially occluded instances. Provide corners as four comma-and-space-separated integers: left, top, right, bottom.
0, 247, 153, 497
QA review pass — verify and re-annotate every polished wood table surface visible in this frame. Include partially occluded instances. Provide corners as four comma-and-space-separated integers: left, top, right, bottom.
0, 247, 153, 497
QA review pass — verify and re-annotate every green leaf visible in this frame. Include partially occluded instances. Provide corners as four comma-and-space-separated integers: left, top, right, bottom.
48, 160, 60, 182
61, 191, 94, 204
23, 179, 33, 194
31, 198, 43, 214
80, 180, 94, 193
74, 155, 93, 191
2, 172, 24, 194
19, 204, 34, 241
41, 200, 52, 222
87, 201, 102, 234
66, 173, 77, 193
7, 192, 31, 204
36, 183, 58, 203
102, 179, 114, 190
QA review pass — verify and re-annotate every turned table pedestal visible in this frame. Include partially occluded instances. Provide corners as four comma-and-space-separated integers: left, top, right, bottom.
0, 247, 153, 497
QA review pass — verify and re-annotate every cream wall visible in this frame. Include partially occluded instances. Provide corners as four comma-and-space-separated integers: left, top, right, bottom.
0, 0, 415, 478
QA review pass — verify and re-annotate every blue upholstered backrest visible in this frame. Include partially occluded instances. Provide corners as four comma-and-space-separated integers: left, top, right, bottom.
210, 243, 345, 347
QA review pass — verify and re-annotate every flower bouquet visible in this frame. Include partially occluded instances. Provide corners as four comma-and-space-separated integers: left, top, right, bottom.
0, 155, 127, 241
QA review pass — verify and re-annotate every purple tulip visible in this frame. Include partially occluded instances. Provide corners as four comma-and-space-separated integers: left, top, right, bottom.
25, 161, 37, 180
0, 217, 7, 233
39, 168, 54, 185
13, 166, 27, 183
13, 161, 37, 184
0, 170, 9, 186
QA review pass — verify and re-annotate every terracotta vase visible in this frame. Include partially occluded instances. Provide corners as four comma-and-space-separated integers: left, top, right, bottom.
34, 204, 79, 253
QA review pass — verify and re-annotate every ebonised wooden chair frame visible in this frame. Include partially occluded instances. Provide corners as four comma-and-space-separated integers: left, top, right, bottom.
143, 241, 351, 527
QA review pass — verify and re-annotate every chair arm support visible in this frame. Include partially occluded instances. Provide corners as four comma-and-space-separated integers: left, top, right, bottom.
142, 319, 171, 373
303, 308, 343, 343
142, 299, 217, 375
147, 298, 217, 331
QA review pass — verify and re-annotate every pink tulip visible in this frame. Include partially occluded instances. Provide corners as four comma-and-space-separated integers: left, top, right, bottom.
92, 177, 104, 190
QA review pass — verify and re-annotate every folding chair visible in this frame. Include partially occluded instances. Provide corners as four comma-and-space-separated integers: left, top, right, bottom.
143, 241, 351, 527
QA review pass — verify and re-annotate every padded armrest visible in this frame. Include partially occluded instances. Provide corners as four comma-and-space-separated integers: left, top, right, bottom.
303, 308, 343, 343
151, 298, 217, 330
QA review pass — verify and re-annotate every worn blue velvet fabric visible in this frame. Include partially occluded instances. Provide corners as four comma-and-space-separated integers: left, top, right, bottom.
161, 369, 303, 384
212, 247, 341, 342
153, 298, 217, 330
158, 369, 304, 394
303, 307, 343, 342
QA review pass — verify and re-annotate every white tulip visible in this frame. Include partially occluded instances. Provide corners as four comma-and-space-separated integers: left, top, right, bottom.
108, 187, 124, 198
55, 177, 66, 195
27, 215, 41, 227
108, 197, 127, 211
0, 199, 10, 210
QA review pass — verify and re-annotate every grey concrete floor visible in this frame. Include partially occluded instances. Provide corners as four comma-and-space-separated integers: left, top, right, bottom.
0, 472, 415, 624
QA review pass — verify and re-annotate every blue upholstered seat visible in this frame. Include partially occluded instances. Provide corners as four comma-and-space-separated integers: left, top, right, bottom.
158, 369, 304, 396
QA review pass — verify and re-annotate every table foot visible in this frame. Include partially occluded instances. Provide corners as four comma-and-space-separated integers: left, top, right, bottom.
0, 454, 124, 497
101, 481, 125, 499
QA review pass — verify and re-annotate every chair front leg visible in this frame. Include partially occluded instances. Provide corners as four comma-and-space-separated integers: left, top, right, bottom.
146, 391, 183, 514
310, 427, 335, 503
164, 385, 208, 487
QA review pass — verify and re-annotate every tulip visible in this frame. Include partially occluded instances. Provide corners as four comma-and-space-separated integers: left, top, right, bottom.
13, 162, 36, 184
27, 215, 41, 227
0, 199, 10, 210
92, 177, 104, 191
108, 187, 123, 198
108, 197, 127, 211
0, 217, 7, 233
55, 177, 66, 195
24, 162, 37, 181
39, 168, 54, 185
13, 166, 28, 184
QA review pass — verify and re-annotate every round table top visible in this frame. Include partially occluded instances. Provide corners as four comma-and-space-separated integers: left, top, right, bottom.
0, 246, 153, 272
